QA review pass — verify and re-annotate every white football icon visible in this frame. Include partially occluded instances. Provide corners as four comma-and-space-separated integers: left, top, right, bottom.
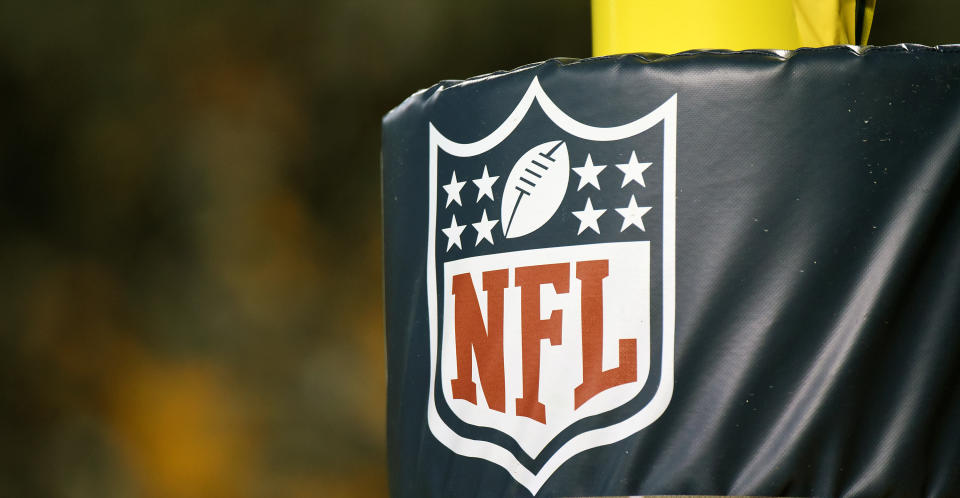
500, 140, 569, 238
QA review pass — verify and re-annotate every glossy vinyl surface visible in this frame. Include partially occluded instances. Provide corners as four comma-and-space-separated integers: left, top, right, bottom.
382, 45, 960, 497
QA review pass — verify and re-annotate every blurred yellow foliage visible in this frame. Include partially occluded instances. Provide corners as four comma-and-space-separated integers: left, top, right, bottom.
110, 363, 255, 498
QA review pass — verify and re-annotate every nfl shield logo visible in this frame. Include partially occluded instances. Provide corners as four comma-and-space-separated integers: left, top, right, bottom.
425, 77, 677, 495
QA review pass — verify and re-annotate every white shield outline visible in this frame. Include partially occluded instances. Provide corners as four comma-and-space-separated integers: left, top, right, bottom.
425, 77, 676, 495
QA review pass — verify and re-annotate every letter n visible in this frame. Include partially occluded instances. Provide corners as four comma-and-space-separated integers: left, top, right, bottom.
450, 269, 508, 412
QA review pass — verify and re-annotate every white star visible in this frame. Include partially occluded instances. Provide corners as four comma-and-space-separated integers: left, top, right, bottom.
472, 209, 499, 246
615, 151, 652, 188
442, 214, 466, 251
572, 154, 606, 191
472, 165, 499, 202
443, 171, 466, 207
572, 197, 606, 235
616, 195, 652, 232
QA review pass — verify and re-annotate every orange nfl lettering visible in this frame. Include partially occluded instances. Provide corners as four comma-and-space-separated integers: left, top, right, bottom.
574, 259, 637, 408
450, 269, 509, 412
515, 262, 570, 424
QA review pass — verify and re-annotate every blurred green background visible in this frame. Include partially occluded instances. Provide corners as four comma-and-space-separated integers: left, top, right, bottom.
0, 1, 955, 497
